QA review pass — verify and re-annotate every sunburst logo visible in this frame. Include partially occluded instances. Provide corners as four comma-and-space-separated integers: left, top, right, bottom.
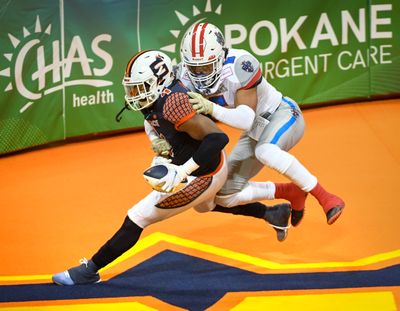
159, 0, 222, 65
0, 15, 113, 113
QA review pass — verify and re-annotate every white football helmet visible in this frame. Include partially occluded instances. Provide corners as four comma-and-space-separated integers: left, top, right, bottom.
123, 50, 174, 111
180, 22, 225, 92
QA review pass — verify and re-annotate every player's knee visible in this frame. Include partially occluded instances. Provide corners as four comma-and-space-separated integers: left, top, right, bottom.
215, 192, 242, 207
255, 143, 294, 174
194, 201, 215, 213
218, 178, 247, 196
127, 207, 156, 228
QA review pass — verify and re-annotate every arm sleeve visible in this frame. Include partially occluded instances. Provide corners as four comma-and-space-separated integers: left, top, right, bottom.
211, 104, 255, 131
207, 52, 261, 131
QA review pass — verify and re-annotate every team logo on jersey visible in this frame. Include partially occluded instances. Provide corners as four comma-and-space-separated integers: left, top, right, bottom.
291, 108, 300, 118
150, 55, 170, 86
241, 61, 254, 73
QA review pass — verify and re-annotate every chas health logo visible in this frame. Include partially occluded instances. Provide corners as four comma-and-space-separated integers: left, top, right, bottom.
0, 15, 114, 113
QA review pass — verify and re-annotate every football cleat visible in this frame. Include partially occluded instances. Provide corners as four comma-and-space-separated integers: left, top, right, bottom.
291, 209, 304, 227
263, 203, 292, 242
275, 183, 307, 227
52, 258, 101, 286
310, 183, 345, 225
326, 206, 344, 225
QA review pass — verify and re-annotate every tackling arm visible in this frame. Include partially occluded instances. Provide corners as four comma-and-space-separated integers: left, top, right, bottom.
157, 97, 228, 192
188, 90, 256, 131
176, 113, 228, 177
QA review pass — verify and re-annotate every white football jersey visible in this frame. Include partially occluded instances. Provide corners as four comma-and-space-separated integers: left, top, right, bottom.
176, 48, 283, 117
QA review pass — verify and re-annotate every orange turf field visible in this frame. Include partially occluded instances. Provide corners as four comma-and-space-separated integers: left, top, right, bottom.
0, 98, 399, 310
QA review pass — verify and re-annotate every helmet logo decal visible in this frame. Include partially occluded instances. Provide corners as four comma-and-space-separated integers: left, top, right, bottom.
149, 55, 169, 85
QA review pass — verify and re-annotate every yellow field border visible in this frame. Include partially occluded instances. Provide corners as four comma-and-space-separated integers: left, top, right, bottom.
1, 232, 399, 283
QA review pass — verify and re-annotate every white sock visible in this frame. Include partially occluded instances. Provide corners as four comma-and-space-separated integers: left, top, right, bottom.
284, 157, 317, 192
216, 181, 275, 207
255, 143, 317, 192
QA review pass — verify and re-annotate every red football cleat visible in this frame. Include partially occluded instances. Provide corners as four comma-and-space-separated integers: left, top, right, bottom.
275, 183, 307, 227
310, 183, 345, 225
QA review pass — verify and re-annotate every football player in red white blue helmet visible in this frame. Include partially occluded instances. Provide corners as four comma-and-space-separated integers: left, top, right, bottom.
177, 22, 345, 227
180, 23, 225, 93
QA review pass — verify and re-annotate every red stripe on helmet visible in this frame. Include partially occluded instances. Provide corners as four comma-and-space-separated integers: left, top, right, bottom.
199, 23, 208, 57
191, 23, 200, 57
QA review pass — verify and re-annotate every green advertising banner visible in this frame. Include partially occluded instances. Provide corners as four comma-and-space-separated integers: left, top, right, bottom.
63, 0, 141, 138
0, 0, 399, 155
143, 0, 399, 104
0, 1, 64, 154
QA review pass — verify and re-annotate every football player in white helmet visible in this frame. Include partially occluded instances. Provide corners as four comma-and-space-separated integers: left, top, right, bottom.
122, 50, 174, 111
176, 22, 345, 227
52, 50, 291, 286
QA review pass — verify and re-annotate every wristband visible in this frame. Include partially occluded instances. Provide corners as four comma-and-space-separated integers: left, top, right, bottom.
182, 157, 200, 175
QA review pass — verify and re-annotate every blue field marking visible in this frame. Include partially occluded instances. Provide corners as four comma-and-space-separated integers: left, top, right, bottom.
1, 250, 400, 310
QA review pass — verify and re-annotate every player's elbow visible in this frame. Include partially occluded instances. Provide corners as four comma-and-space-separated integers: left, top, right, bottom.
192, 132, 229, 166
206, 132, 229, 153
220, 132, 229, 148
211, 132, 229, 150
235, 105, 256, 131
241, 119, 254, 132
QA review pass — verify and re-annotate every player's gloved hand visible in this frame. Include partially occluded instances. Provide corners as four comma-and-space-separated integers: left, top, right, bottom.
188, 92, 214, 115
151, 138, 171, 156
151, 155, 172, 167
157, 163, 188, 193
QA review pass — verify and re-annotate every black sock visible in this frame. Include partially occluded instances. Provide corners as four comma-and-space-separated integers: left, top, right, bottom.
212, 202, 266, 219
91, 216, 143, 269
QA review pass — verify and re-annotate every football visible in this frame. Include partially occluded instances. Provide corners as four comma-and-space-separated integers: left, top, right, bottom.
143, 164, 187, 193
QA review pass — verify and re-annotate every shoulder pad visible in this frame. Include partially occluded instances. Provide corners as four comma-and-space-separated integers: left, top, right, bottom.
234, 53, 261, 88
173, 63, 184, 79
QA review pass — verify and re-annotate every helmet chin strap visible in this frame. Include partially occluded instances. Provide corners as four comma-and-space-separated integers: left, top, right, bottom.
116, 94, 157, 122
194, 75, 221, 96
115, 101, 131, 122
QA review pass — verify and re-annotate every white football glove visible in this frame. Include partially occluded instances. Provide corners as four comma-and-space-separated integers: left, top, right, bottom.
150, 155, 172, 167
188, 92, 214, 115
151, 138, 171, 156
157, 163, 188, 193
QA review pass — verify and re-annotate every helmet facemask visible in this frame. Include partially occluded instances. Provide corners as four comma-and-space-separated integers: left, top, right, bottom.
185, 55, 224, 91
123, 76, 158, 111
